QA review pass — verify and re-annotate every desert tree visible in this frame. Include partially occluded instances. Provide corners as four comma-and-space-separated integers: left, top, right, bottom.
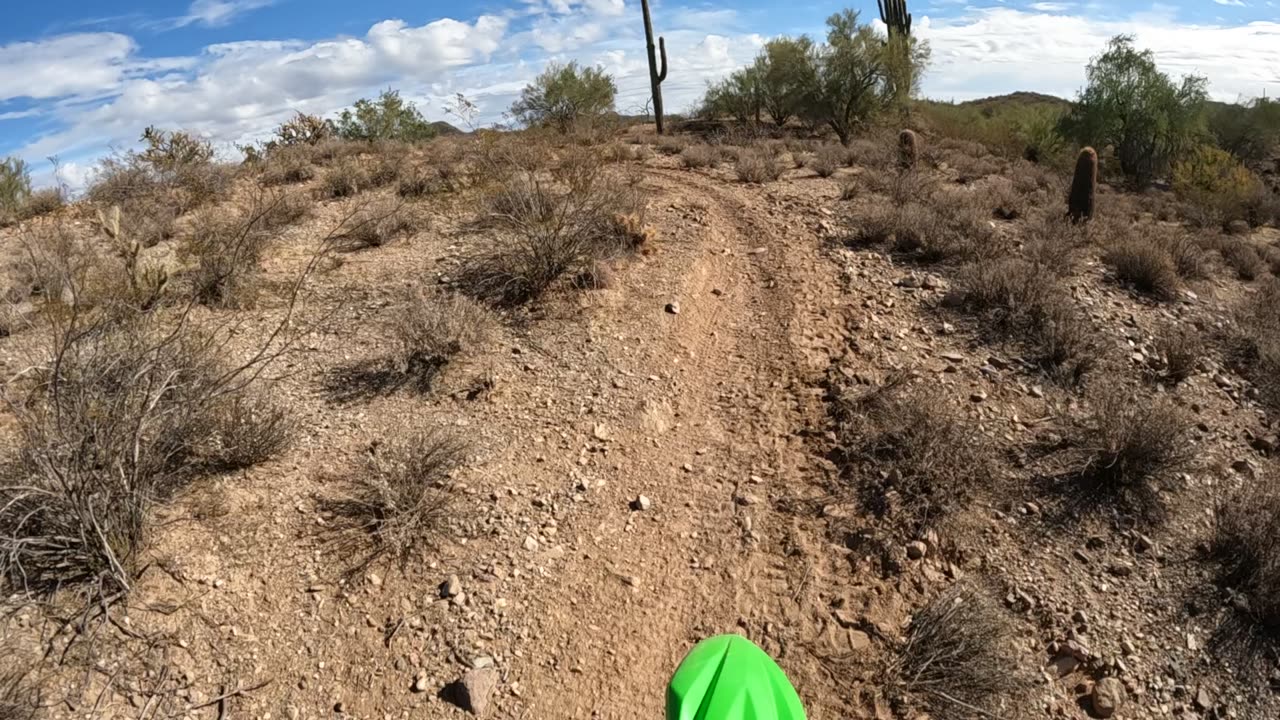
510, 61, 618, 133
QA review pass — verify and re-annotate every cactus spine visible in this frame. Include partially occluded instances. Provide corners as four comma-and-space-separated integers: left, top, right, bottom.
1067, 147, 1098, 223
878, 0, 912, 38
898, 129, 920, 169
640, 0, 668, 135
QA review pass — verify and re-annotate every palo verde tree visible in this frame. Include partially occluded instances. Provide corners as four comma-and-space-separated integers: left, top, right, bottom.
510, 61, 617, 133
1060, 35, 1208, 185
805, 10, 909, 145
331, 89, 437, 142
754, 37, 817, 128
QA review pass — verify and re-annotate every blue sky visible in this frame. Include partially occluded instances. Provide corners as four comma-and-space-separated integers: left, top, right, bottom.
2, 0, 1278, 187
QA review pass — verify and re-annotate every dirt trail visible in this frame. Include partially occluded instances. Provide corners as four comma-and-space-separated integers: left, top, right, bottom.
507, 167, 851, 718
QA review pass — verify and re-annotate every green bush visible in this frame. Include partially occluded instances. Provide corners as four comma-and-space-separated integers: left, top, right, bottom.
1059, 35, 1208, 185
331, 90, 436, 143
0, 157, 32, 220
1172, 144, 1265, 227
511, 61, 617, 133
1208, 97, 1280, 165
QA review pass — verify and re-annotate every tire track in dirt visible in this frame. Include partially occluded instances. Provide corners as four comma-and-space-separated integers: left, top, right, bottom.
508, 167, 852, 718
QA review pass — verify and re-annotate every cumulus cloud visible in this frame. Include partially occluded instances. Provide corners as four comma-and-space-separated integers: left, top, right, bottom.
161, 0, 278, 29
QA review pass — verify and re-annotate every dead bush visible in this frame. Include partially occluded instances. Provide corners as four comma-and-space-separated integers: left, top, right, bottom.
981, 176, 1024, 220
333, 200, 420, 251
1223, 279, 1280, 415
327, 430, 467, 567
853, 195, 999, 265
680, 145, 719, 169
1069, 390, 1194, 514
574, 259, 615, 290
889, 585, 1029, 720
261, 146, 318, 185
368, 144, 408, 187
1152, 325, 1203, 383
1164, 231, 1210, 280
460, 149, 644, 306
809, 145, 844, 178
391, 290, 497, 388
735, 150, 782, 184
0, 311, 295, 597
1103, 237, 1180, 299
862, 169, 936, 205
319, 157, 368, 199
831, 376, 994, 535
844, 137, 896, 170
1213, 473, 1280, 640
655, 136, 688, 156
260, 191, 313, 230
178, 200, 274, 307
1221, 239, 1267, 281
17, 187, 65, 220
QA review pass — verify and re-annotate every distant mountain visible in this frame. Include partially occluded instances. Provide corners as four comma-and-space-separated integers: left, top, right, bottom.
428, 121, 464, 136
951, 91, 1073, 113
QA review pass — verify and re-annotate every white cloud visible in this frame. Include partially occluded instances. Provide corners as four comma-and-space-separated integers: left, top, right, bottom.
919, 8, 1280, 102
164, 0, 278, 29
1212, 0, 1246, 6
1, 34, 137, 101
1028, 2, 1072, 11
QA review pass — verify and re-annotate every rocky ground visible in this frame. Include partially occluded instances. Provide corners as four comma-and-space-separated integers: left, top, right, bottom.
2, 127, 1279, 720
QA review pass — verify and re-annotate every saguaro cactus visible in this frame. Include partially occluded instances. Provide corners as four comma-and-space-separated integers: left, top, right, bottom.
640, 0, 668, 135
898, 129, 921, 169
1067, 147, 1098, 223
878, 0, 912, 37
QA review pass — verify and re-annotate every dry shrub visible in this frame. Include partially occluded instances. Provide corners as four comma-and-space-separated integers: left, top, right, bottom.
655, 136, 688, 156
574, 259, 615, 290
368, 144, 408, 187
0, 311, 293, 597
1069, 390, 1194, 514
600, 143, 635, 163
17, 188, 65, 220
889, 585, 1029, 720
260, 191, 313, 230
334, 200, 420, 251
178, 198, 275, 307
0, 661, 39, 720
460, 148, 644, 306
319, 157, 368, 199
1103, 236, 1180, 299
1220, 239, 1267, 280
839, 180, 859, 201
680, 145, 719, 169
1262, 245, 1280, 276
845, 138, 895, 170
1223, 279, 1280, 415
261, 145, 318, 185
809, 145, 844, 178
955, 258, 1096, 382
1164, 231, 1210, 280
735, 150, 783, 184
853, 192, 999, 265
1213, 473, 1280, 640
326, 430, 466, 567
391, 289, 496, 388
1152, 325, 1203, 383
862, 168, 935, 205
310, 138, 363, 165
981, 176, 1025, 220
831, 376, 994, 535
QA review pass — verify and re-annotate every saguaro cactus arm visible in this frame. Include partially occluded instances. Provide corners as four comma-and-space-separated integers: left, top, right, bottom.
877, 0, 912, 37
657, 36, 668, 83
641, 0, 668, 134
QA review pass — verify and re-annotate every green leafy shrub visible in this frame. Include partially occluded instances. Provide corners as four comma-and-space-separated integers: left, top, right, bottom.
1172, 144, 1265, 227
331, 90, 437, 143
511, 61, 617, 133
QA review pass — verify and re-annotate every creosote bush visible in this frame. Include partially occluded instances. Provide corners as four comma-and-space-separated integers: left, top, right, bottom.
830, 376, 994, 535
889, 585, 1029, 720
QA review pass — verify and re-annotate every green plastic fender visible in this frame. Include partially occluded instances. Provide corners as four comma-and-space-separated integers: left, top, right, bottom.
666, 635, 806, 720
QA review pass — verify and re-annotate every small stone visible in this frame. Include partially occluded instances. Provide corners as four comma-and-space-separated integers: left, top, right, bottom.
522, 536, 539, 552
1093, 677, 1126, 718
441, 575, 462, 598
905, 541, 927, 560
1108, 563, 1133, 578
1029, 385, 1044, 398
1121, 639, 1137, 656
452, 667, 500, 716
593, 424, 610, 441
1072, 609, 1089, 624
735, 493, 760, 506
412, 673, 430, 693
632, 495, 652, 511
665, 302, 681, 314
970, 390, 988, 403
1226, 219, 1251, 235
1194, 686, 1212, 711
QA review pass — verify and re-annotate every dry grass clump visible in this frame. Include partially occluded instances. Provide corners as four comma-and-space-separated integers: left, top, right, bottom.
852, 193, 999, 265
888, 585, 1029, 720
1223, 279, 1280, 415
1151, 325, 1204, 383
830, 376, 994, 535
1164, 231, 1210, 281
1213, 473, 1280, 641
735, 150, 783, 184
1068, 390, 1194, 515
679, 145, 720, 169
318, 157, 368, 199
391, 290, 496, 388
1220, 239, 1267, 281
654, 136, 688, 156
1103, 235, 1180, 299
327, 430, 467, 567
808, 145, 845, 178
178, 198, 276, 307
261, 145, 318, 186
460, 149, 645, 306
333, 200, 421, 252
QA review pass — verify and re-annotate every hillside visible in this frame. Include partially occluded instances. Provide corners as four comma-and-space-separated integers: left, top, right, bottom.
2, 122, 1280, 720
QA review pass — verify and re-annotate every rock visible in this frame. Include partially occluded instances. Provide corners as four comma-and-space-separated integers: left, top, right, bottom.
1227, 219, 1251, 235
522, 536, 539, 552
1121, 639, 1137, 656
896, 274, 922, 289
451, 667, 500, 716
735, 493, 760, 506
412, 673, 430, 693
1194, 686, 1212, 711
1093, 677, 1126, 718
593, 424, 611, 441
970, 390, 988, 403
632, 495, 652, 511
905, 541, 928, 560
665, 302, 681, 314
441, 575, 462, 598
1107, 563, 1134, 578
